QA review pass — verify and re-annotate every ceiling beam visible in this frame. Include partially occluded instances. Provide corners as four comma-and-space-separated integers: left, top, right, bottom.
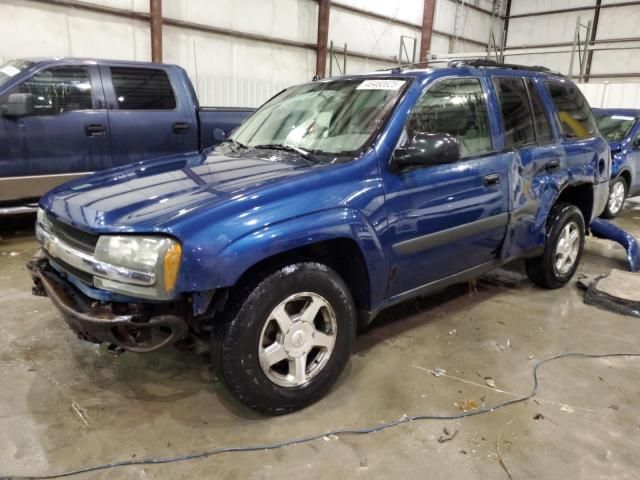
507, 0, 640, 19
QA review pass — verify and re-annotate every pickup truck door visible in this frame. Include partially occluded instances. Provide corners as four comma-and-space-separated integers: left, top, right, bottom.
99, 65, 199, 166
0, 64, 110, 201
381, 76, 511, 298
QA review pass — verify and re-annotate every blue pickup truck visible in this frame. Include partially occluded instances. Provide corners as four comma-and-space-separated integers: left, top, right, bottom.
0, 57, 253, 213
30, 60, 609, 414
593, 108, 640, 218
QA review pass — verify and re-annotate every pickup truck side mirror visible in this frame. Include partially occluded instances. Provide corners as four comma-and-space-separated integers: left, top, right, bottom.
392, 132, 460, 171
1, 93, 35, 117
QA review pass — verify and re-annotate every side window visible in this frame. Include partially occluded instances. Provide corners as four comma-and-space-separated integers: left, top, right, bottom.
525, 79, 554, 144
493, 77, 535, 148
5, 66, 93, 115
545, 81, 596, 140
406, 78, 492, 158
110, 67, 176, 110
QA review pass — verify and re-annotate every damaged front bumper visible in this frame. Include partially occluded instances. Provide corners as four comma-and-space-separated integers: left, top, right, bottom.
28, 252, 189, 353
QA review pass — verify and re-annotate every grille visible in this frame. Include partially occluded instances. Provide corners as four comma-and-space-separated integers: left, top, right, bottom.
47, 214, 99, 254
50, 256, 94, 285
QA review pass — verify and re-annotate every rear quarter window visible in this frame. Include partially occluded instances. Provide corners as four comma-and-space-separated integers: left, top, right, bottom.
545, 81, 596, 140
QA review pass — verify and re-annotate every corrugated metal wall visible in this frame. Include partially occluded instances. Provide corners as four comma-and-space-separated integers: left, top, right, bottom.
579, 82, 640, 108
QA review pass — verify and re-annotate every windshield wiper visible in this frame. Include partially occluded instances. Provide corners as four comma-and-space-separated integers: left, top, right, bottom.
253, 143, 312, 160
218, 138, 248, 152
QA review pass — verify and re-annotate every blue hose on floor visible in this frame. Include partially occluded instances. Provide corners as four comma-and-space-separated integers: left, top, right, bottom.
590, 218, 640, 272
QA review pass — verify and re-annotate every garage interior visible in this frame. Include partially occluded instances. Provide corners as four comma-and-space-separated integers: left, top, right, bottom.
2, 0, 640, 478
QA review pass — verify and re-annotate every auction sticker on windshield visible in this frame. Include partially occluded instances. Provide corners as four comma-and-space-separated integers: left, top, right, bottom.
0, 65, 20, 77
357, 79, 405, 90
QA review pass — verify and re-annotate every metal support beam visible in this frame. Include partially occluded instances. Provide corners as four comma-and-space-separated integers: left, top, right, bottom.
316, 0, 330, 78
419, 0, 437, 62
150, 0, 162, 63
584, 0, 602, 82
507, 0, 640, 19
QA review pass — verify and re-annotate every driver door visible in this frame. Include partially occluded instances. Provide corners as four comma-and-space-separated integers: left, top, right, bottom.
0, 64, 110, 201
381, 76, 511, 297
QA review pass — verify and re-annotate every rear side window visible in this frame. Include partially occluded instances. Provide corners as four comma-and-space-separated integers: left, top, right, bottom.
525, 79, 554, 144
406, 78, 492, 158
545, 81, 596, 139
110, 67, 176, 110
493, 77, 535, 148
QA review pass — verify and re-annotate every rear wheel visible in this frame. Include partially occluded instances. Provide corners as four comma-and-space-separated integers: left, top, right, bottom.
601, 177, 627, 219
213, 262, 356, 415
525, 203, 585, 289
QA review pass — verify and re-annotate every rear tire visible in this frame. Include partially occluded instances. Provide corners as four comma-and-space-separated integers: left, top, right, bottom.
525, 203, 585, 289
601, 177, 627, 219
213, 262, 356, 415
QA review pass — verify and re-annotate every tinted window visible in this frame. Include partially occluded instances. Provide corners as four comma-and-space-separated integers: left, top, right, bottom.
3, 66, 93, 115
406, 78, 492, 158
545, 81, 596, 139
525, 79, 554, 143
493, 77, 535, 148
110, 67, 176, 110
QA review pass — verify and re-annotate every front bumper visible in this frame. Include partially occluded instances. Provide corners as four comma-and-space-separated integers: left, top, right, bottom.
28, 253, 188, 353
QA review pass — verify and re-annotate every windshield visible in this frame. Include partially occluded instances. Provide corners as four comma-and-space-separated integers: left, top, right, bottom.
230, 78, 410, 157
0, 59, 34, 88
595, 113, 636, 141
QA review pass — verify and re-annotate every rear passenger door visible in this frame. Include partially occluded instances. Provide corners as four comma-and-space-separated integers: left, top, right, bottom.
100, 65, 198, 167
490, 76, 565, 258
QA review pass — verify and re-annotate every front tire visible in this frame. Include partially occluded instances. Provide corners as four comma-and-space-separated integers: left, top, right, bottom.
525, 203, 585, 289
601, 177, 627, 219
213, 262, 356, 415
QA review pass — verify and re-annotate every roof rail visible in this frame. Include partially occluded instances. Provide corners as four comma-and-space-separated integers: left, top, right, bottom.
447, 58, 565, 76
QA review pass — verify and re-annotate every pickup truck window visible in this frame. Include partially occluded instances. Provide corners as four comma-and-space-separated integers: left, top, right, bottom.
0, 59, 34, 87
594, 113, 636, 141
493, 77, 536, 148
110, 67, 176, 110
406, 78, 491, 158
525, 78, 554, 144
230, 78, 408, 156
2, 66, 93, 115
545, 81, 597, 140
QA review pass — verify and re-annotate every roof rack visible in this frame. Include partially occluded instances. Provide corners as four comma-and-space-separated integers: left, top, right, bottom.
447, 58, 562, 75
377, 58, 565, 77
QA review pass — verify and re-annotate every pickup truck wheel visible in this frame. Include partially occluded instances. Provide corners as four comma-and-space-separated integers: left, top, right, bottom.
213, 262, 356, 415
525, 203, 585, 289
601, 177, 627, 219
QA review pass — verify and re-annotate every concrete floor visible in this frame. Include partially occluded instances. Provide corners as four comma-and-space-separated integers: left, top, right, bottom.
1, 204, 640, 480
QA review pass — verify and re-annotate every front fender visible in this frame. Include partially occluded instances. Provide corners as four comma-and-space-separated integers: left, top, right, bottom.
185, 208, 388, 307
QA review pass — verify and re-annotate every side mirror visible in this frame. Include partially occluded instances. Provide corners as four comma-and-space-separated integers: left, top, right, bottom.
1, 93, 34, 117
392, 132, 460, 171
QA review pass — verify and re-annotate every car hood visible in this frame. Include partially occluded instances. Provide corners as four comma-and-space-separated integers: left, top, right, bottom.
40, 148, 317, 232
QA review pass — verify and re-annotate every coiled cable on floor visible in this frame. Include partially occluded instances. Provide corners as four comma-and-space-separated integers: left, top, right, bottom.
3, 352, 639, 480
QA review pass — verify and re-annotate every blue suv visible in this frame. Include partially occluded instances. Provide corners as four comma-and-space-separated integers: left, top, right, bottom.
593, 108, 640, 218
30, 60, 609, 414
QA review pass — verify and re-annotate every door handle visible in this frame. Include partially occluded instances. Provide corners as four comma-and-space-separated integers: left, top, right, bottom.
172, 122, 191, 133
85, 123, 106, 137
483, 173, 501, 187
545, 159, 561, 171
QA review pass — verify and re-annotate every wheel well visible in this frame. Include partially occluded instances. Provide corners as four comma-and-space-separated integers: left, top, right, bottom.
618, 170, 631, 188
233, 238, 372, 311
555, 184, 593, 228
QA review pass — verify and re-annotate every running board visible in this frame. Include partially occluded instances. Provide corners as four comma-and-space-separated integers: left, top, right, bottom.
0, 203, 39, 215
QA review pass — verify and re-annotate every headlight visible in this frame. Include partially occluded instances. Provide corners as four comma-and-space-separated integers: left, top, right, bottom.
94, 235, 182, 299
